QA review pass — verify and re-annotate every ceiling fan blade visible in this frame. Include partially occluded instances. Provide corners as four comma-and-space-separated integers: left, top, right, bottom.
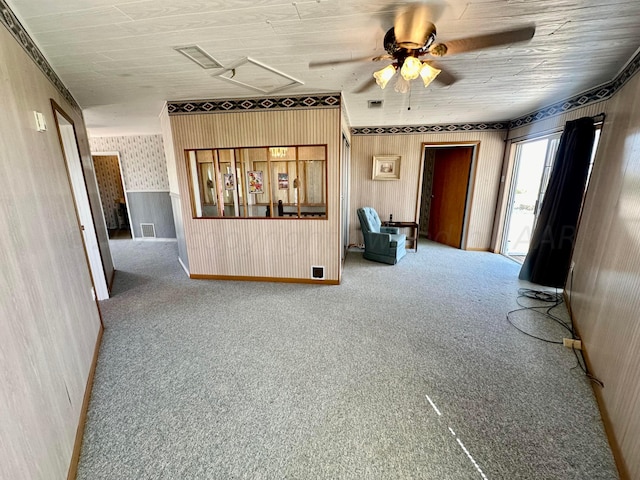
309, 56, 377, 69
352, 76, 377, 94
394, 3, 436, 49
429, 63, 456, 86
431, 25, 535, 56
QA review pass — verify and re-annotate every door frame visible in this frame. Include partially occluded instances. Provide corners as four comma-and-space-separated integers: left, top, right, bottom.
340, 132, 351, 265
416, 141, 480, 250
51, 100, 110, 300
91, 151, 134, 237
499, 134, 561, 256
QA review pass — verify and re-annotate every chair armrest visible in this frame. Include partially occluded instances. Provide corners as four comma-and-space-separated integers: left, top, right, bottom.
380, 226, 400, 234
368, 232, 392, 251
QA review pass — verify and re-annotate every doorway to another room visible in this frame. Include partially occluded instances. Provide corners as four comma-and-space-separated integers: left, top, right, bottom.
418, 144, 476, 249
92, 152, 132, 239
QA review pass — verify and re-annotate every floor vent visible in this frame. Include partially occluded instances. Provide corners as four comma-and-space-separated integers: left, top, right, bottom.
140, 223, 156, 238
311, 266, 325, 280
368, 100, 383, 109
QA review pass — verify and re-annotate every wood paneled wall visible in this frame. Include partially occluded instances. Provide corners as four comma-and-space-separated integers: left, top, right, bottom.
566, 72, 640, 480
349, 130, 507, 250
168, 108, 342, 281
0, 25, 102, 479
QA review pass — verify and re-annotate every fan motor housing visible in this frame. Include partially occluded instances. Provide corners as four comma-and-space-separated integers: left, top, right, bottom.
384, 26, 436, 55
395, 17, 436, 49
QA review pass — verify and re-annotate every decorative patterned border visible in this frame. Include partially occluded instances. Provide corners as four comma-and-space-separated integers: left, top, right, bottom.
167, 94, 341, 115
509, 48, 640, 129
351, 122, 507, 135
0, 0, 80, 111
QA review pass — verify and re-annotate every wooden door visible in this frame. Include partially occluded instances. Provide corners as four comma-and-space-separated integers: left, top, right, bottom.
428, 147, 473, 248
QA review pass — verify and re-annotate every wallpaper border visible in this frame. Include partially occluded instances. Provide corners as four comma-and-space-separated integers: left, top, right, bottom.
0, 0, 80, 111
167, 94, 341, 115
351, 122, 508, 136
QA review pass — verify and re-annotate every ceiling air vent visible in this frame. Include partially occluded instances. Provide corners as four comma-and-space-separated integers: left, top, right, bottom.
174, 45, 223, 69
368, 100, 384, 109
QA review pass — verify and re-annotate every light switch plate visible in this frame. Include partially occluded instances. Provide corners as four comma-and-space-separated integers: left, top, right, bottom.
34, 111, 47, 131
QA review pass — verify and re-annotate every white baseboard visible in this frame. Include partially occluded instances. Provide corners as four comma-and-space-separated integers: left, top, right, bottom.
133, 238, 177, 242
178, 256, 190, 276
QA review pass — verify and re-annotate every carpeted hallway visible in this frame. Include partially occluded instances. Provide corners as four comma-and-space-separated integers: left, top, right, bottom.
76, 240, 617, 479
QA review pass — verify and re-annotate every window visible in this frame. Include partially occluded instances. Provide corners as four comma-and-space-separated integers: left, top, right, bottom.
187, 145, 327, 219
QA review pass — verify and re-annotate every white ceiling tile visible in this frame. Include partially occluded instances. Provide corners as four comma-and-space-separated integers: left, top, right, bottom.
114, 0, 294, 21
5, 0, 640, 133
22, 6, 132, 33
116, 6, 298, 37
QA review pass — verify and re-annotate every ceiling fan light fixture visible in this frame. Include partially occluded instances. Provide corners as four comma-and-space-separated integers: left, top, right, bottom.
270, 147, 288, 158
394, 75, 411, 94
420, 62, 441, 87
400, 56, 422, 80
373, 64, 397, 89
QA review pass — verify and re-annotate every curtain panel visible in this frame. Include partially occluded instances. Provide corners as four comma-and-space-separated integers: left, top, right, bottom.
519, 117, 596, 287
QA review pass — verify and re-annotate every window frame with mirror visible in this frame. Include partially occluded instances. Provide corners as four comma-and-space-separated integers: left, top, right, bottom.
186, 144, 327, 219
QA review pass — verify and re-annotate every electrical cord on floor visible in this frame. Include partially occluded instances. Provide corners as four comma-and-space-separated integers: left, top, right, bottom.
507, 281, 604, 388
506, 288, 572, 344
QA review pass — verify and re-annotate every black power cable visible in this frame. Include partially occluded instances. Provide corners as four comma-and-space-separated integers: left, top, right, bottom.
506, 288, 571, 343
506, 284, 604, 388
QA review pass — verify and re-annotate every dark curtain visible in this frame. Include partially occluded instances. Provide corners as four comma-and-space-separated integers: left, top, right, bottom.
519, 117, 595, 287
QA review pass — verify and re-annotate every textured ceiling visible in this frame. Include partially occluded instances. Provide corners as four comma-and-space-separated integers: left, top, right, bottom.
7, 0, 640, 136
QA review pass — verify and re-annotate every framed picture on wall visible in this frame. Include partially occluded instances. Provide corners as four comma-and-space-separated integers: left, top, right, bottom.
224, 173, 235, 190
372, 155, 401, 180
247, 170, 264, 194
278, 173, 289, 190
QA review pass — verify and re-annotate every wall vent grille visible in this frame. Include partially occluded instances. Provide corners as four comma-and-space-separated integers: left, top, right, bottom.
368, 100, 383, 109
311, 266, 325, 280
140, 223, 156, 238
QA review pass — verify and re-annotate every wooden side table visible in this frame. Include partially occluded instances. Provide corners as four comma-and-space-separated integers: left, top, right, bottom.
382, 221, 419, 252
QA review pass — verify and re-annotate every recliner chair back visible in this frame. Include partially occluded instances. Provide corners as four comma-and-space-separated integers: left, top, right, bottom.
357, 207, 407, 265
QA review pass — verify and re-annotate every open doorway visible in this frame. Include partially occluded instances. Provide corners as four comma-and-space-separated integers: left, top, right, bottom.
418, 144, 477, 249
502, 135, 561, 261
52, 101, 110, 299
501, 128, 601, 263
92, 152, 132, 239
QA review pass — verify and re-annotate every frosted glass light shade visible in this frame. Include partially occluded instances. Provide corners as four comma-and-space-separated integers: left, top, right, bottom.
394, 75, 411, 93
400, 56, 422, 80
373, 64, 397, 89
420, 62, 441, 87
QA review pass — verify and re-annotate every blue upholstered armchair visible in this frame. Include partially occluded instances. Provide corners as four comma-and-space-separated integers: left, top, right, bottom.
357, 207, 407, 265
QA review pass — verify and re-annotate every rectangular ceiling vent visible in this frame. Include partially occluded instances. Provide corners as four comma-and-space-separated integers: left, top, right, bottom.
213, 57, 304, 94
174, 45, 223, 69
140, 223, 156, 238
368, 100, 384, 109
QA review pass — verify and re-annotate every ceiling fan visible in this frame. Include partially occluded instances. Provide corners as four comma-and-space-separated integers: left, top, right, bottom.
309, 3, 535, 94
